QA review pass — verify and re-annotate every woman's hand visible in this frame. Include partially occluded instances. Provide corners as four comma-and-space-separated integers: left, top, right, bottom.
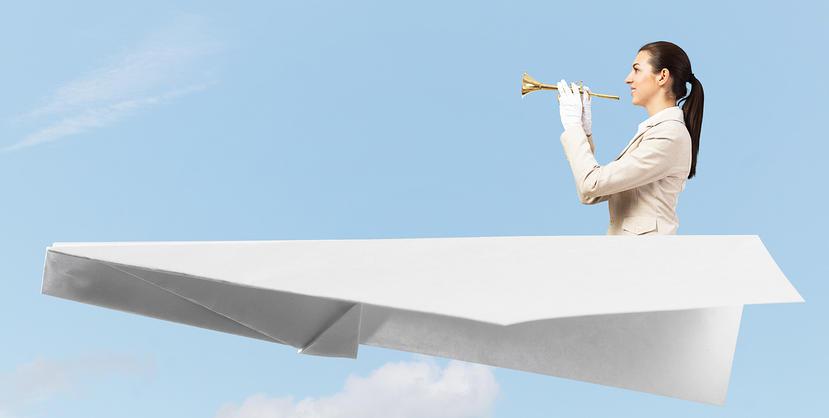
581, 85, 593, 136
556, 79, 583, 132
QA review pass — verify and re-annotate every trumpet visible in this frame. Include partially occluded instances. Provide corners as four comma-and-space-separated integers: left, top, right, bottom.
521, 72, 620, 100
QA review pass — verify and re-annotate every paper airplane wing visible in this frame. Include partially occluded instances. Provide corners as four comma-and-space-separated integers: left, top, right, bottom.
41, 235, 803, 405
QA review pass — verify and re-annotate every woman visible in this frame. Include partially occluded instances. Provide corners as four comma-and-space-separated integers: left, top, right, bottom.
557, 41, 704, 235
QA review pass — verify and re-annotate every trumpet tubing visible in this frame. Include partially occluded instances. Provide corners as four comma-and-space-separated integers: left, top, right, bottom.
522, 72, 620, 100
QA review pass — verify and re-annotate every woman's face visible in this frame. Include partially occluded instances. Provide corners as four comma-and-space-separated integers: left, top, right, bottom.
624, 50, 671, 106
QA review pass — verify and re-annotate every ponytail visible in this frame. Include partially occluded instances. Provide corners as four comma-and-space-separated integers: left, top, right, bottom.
678, 74, 704, 179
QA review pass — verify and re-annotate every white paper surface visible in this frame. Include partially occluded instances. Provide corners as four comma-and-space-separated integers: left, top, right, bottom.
40, 235, 803, 405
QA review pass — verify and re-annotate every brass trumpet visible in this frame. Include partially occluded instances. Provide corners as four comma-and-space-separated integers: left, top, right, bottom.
521, 72, 620, 100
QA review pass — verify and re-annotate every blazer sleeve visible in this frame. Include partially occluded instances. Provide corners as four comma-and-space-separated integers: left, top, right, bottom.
559, 124, 684, 201
579, 134, 610, 205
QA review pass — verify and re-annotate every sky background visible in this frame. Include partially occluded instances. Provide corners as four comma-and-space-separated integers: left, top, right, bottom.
1, 1, 827, 417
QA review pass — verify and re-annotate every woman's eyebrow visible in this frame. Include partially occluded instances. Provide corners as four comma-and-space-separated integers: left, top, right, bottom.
632, 63, 640, 68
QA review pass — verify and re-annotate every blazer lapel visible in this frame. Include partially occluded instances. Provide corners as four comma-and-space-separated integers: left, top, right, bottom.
614, 107, 685, 161
614, 129, 648, 161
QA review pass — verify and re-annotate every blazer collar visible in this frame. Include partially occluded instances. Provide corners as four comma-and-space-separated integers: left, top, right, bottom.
614, 106, 685, 161
635, 106, 685, 137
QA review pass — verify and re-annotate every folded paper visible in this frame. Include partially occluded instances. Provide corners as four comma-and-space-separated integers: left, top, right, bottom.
40, 235, 803, 405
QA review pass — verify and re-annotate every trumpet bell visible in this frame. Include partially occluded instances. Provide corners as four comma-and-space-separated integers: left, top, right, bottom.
521, 72, 544, 96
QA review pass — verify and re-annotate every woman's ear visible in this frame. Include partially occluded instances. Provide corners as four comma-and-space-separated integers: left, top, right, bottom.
657, 68, 670, 86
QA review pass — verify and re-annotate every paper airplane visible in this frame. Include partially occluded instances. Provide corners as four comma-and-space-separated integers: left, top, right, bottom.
40, 235, 803, 405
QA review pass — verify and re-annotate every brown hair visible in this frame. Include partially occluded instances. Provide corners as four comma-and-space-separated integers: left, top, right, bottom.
638, 41, 704, 179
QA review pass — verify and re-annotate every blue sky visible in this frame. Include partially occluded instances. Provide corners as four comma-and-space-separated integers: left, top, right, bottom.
1, 1, 826, 417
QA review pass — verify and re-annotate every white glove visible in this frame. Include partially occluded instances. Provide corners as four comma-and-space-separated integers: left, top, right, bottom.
556, 79, 583, 132
581, 85, 593, 136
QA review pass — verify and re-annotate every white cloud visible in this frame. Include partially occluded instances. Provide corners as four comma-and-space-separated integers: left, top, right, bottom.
214, 358, 500, 418
4, 13, 223, 151
0, 352, 154, 416
3, 81, 214, 152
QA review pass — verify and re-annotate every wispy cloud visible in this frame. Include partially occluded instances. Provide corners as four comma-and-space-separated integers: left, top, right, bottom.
3, 13, 223, 152
0, 352, 155, 417
214, 357, 500, 418
4, 82, 214, 152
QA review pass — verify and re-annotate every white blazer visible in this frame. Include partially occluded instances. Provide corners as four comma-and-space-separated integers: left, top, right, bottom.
559, 106, 692, 235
